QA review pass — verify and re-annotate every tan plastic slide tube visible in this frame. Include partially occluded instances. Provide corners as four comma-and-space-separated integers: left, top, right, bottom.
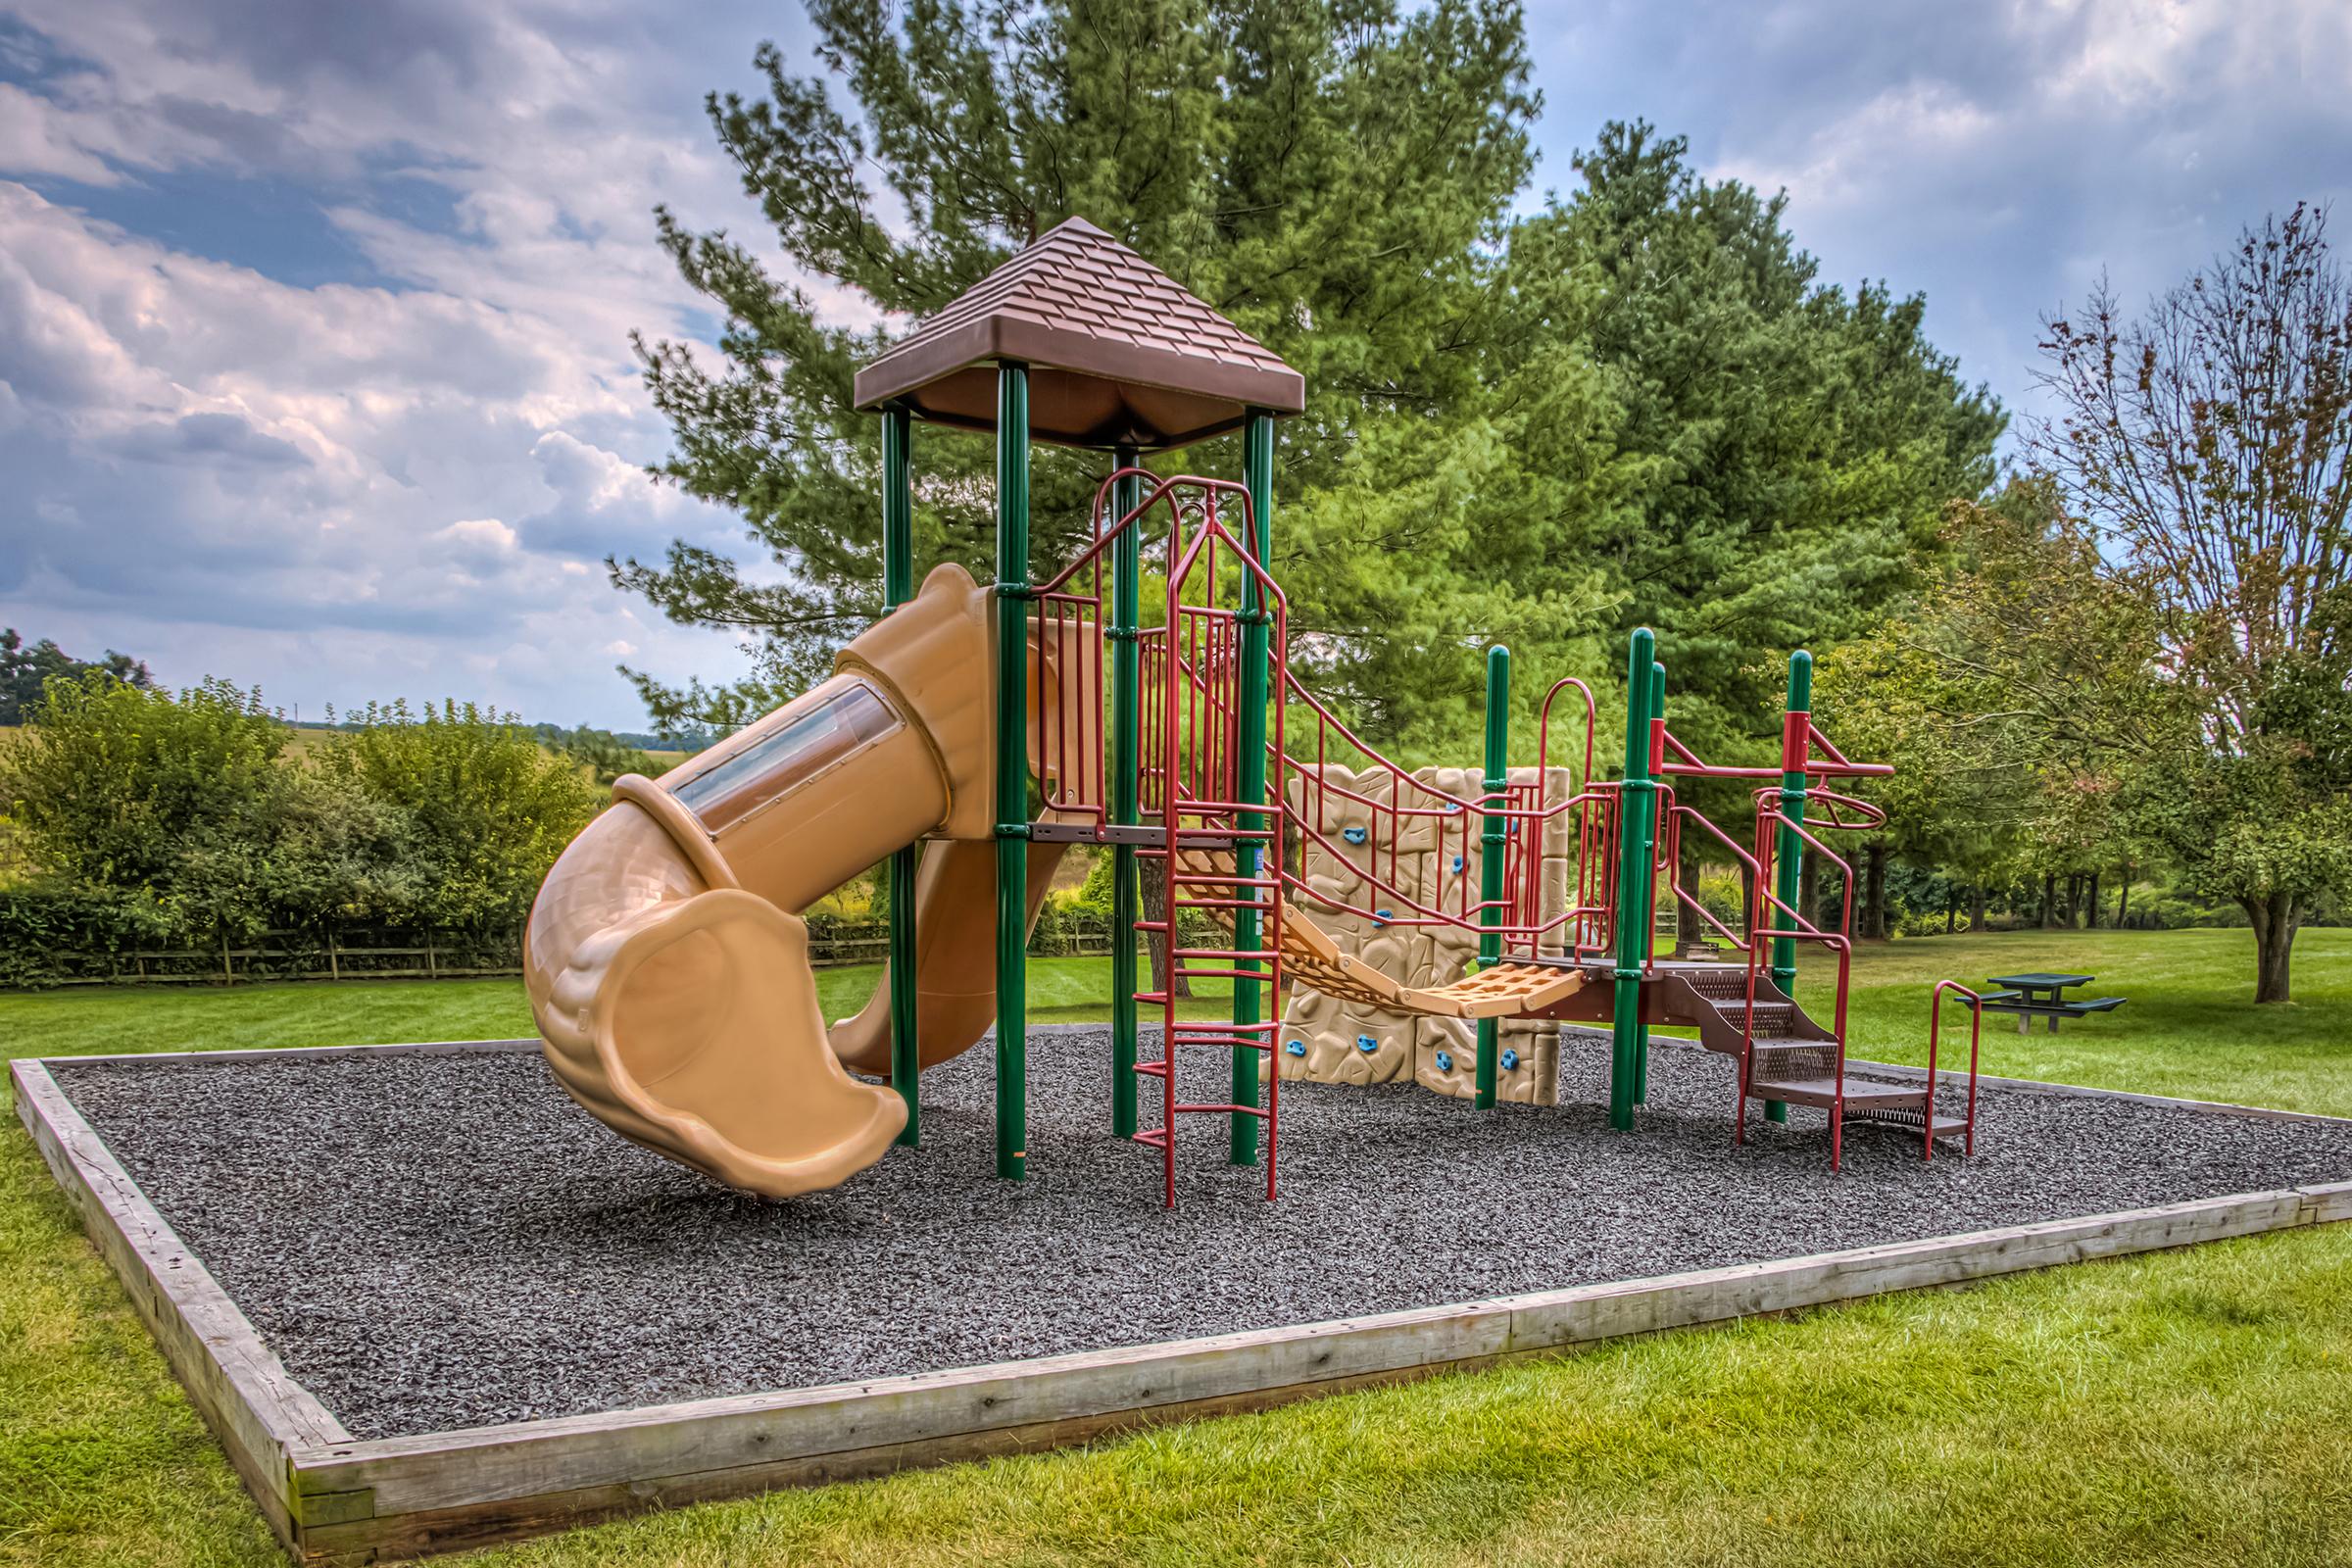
524, 564, 1009, 1198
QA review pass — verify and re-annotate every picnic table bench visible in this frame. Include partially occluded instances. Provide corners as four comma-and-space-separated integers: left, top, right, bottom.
1980, 971, 2128, 1033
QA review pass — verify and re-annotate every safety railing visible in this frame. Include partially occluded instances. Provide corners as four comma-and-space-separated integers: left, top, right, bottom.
1659, 790, 1760, 956
1275, 688, 1523, 940
1273, 669, 1613, 957
1926, 981, 1984, 1160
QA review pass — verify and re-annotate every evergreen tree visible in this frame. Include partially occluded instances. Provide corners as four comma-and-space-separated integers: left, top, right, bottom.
1512, 123, 2003, 783
622, 14, 1999, 787
623, 0, 1540, 732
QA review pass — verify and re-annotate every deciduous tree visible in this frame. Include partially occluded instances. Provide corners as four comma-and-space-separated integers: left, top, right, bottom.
2034, 207, 2352, 1001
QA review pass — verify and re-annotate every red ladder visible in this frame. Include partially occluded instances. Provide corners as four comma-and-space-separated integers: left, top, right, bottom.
1129, 483, 1285, 1207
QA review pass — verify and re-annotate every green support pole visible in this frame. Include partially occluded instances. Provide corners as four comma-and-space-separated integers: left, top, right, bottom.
1764, 650, 1812, 1125
1476, 644, 1510, 1109
882, 407, 920, 1147
1108, 446, 1143, 1140
1635, 658, 1663, 1107
1607, 629, 1657, 1131
1230, 411, 1275, 1165
993, 364, 1031, 1179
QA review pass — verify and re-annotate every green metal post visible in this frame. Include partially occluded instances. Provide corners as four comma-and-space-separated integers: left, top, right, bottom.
1607, 629, 1657, 1131
1108, 446, 1143, 1140
1230, 411, 1275, 1165
1476, 644, 1510, 1108
882, 407, 920, 1147
1764, 650, 1812, 1125
993, 364, 1031, 1179
1635, 658, 1663, 1107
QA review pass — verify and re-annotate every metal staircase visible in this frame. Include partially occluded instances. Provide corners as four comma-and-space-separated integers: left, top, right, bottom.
1662, 965, 1979, 1165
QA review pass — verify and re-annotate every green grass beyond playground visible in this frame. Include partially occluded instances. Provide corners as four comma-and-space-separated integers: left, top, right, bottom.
3, 927, 2349, 1565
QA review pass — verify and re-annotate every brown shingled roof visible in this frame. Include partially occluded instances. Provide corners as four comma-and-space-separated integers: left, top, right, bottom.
852, 217, 1304, 451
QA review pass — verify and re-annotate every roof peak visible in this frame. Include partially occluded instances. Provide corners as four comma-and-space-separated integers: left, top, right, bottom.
853, 214, 1303, 451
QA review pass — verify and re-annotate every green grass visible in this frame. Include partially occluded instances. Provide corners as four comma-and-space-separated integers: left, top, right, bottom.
0, 956, 1236, 1067
3, 929, 2349, 1566
1794, 926, 2352, 1117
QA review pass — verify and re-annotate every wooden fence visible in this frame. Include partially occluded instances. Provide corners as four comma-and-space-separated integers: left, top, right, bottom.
28, 917, 1126, 988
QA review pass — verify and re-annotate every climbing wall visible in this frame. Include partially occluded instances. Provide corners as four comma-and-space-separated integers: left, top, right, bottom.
1279, 762, 1571, 1103
1411, 1013, 1557, 1104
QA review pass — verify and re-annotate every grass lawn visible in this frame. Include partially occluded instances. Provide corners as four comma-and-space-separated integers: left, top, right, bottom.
1782, 925, 2352, 1117
3, 927, 2349, 1566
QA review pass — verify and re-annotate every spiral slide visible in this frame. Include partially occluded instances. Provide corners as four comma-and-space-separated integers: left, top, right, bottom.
524, 563, 1080, 1198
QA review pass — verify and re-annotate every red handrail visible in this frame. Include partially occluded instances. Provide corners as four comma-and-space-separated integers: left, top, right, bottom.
1663, 797, 1762, 954
1927, 981, 1984, 1159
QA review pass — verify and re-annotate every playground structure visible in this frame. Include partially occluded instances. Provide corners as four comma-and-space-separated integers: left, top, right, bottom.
523, 217, 1988, 1205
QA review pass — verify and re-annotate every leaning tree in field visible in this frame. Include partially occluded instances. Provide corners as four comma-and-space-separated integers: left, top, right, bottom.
2033, 206, 2352, 1003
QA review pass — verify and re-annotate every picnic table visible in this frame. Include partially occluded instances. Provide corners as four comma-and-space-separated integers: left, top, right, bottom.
1981, 971, 2128, 1033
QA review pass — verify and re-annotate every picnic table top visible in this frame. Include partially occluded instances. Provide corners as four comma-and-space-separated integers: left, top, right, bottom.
1987, 971, 2095, 990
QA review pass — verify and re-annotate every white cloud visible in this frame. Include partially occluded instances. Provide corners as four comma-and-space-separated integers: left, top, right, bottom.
0, 1, 805, 724
0, 82, 124, 184
1527, 0, 2352, 436
0, 176, 748, 721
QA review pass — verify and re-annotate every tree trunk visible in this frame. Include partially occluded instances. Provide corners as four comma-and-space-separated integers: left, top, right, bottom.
2040, 872, 2057, 929
1674, 834, 1704, 956
2084, 870, 2100, 929
1140, 855, 1190, 999
2246, 892, 2299, 1004
2116, 870, 2131, 930
1969, 884, 1987, 933
1944, 885, 1958, 933
1740, 860, 1756, 945
1863, 844, 1889, 940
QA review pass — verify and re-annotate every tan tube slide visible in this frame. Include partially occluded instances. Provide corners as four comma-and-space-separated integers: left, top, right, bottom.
526, 564, 1101, 1198
525, 563, 1022, 1198
826, 835, 1071, 1074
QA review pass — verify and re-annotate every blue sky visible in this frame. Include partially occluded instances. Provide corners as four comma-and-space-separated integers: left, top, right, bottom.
1, 0, 2346, 728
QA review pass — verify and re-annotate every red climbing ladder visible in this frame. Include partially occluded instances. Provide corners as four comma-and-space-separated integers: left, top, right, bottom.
1128, 479, 1287, 1206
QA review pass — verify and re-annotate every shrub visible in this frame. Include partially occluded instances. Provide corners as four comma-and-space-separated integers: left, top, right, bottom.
310, 702, 604, 935
0, 684, 606, 981
0, 673, 286, 896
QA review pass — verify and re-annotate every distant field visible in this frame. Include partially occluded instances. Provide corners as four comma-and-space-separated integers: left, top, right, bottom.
2, 927, 2339, 1107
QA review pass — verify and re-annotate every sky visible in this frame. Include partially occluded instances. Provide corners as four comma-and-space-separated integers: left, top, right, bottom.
1, 0, 2346, 729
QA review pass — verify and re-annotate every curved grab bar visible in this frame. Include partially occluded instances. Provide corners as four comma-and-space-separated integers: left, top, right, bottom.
1926, 980, 1984, 1160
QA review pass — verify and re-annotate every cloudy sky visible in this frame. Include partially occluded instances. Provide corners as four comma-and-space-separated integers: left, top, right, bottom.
2, 1, 2345, 728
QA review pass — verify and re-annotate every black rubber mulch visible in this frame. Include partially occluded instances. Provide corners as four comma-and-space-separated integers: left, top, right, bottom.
47, 1025, 2352, 1440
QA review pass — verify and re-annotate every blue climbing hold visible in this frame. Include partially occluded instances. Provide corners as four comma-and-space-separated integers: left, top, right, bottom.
1373, 908, 1393, 925
1501, 1049, 1521, 1071
1446, 802, 1463, 813
1285, 1040, 1307, 1057
1342, 826, 1368, 845
1450, 855, 1464, 872
1435, 1051, 1454, 1072
1355, 1034, 1378, 1054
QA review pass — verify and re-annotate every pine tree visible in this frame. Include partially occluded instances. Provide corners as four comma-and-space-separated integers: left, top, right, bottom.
622, 0, 1540, 731
1513, 123, 2003, 782
621, 14, 2001, 791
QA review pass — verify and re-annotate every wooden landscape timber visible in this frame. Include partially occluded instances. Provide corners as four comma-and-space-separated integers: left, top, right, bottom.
13, 1038, 2352, 1565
